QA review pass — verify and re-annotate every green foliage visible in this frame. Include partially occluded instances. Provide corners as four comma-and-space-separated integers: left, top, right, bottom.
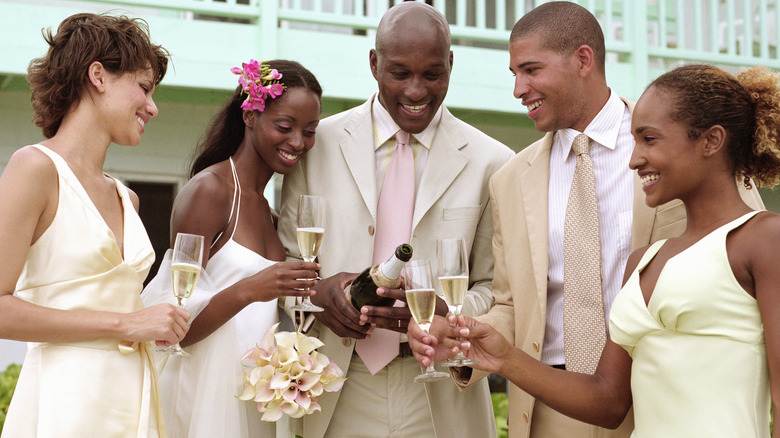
492, 392, 509, 438
0, 363, 21, 433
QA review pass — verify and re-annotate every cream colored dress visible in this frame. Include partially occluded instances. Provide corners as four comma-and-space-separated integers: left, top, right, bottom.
610, 211, 769, 437
1, 145, 162, 438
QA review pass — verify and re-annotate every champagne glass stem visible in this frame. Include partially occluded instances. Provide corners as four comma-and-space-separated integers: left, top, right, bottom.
291, 195, 325, 313
158, 233, 204, 357
290, 255, 324, 312
413, 326, 450, 383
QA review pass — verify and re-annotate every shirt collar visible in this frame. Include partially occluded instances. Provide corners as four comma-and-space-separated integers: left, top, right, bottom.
371, 93, 442, 150
556, 89, 626, 159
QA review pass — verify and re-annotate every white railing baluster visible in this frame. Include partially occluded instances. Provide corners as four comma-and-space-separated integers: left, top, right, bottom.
776, 0, 780, 60
744, 0, 753, 57
659, 0, 667, 49
630, 2, 649, 102
476, 0, 486, 29
710, 0, 718, 53
694, 0, 703, 51
259, 0, 278, 60
496, 0, 506, 31
603, 0, 613, 46
759, 0, 768, 60
457, 0, 466, 29
727, 0, 736, 56
676, 0, 685, 50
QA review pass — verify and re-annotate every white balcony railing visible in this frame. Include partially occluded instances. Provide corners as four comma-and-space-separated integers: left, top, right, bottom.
86, 0, 780, 64
2, 0, 778, 111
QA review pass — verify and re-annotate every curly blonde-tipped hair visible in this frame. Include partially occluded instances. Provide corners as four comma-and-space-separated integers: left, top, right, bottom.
649, 64, 780, 189
738, 66, 780, 188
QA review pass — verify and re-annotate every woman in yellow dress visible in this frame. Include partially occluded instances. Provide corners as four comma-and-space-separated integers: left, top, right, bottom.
416, 64, 780, 438
0, 13, 189, 438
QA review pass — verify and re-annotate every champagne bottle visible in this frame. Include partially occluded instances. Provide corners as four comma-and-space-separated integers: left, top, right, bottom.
347, 244, 413, 309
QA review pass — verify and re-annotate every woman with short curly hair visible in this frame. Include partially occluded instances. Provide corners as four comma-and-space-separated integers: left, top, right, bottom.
0, 13, 188, 438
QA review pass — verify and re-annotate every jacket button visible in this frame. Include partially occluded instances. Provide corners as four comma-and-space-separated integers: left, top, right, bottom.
368, 225, 375, 236
342, 338, 352, 347
523, 412, 530, 422
532, 342, 540, 352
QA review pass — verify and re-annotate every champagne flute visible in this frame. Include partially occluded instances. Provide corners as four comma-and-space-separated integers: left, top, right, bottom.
437, 237, 478, 367
404, 259, 449, 383
158, 232, 204, 356
290, 195, 325, 312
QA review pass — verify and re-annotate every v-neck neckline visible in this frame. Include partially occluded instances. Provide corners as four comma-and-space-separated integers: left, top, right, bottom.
35, 144, 127, 261
636, 211, 758, 309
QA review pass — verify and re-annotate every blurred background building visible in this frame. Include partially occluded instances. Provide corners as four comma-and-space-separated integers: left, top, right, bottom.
1, 0, 779, 366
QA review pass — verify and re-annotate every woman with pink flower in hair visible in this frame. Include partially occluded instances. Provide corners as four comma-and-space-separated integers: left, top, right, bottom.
142, 59, 323, 438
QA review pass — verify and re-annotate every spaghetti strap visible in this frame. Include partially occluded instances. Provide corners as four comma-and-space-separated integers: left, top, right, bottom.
227, 157, 242, 242
211, 157, 242, 249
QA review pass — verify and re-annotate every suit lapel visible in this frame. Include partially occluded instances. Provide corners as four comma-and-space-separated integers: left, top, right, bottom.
412, 109, 467, 230
520, 133, 553, 308
339, 99, 379, 221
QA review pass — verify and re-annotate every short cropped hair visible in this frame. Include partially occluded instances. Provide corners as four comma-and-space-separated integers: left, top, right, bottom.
27, 13, 171, 138
511, 1, 606, 72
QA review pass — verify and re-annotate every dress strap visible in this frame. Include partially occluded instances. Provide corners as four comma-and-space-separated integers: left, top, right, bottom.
636, 239, 666, 271
210, 157, 242, 249
722, 210, 761, 232
227, 157, 242, 242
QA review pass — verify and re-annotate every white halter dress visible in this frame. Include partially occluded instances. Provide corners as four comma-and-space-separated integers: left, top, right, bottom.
142, 158, 282, 437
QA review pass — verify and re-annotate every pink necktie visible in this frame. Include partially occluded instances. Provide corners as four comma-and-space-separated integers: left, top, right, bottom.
355, 130, 414, 375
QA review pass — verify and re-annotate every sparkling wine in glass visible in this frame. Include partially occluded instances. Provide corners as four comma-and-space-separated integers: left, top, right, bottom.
290, 195, 325, 312
437, 237, 478, 367
404, 259, 449, 383
158, 232, 204, 356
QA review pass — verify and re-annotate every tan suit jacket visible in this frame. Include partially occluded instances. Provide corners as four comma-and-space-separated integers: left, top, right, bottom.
458, 101, 765, 438
278, 96, 515, 438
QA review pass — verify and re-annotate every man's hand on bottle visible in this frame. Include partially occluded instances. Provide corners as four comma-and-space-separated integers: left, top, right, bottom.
310, 272, 370, 339
358, 287, 448, 334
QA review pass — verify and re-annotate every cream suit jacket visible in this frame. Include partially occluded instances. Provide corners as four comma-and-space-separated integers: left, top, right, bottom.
458, 101, 766, 438
278, 95, 515, 438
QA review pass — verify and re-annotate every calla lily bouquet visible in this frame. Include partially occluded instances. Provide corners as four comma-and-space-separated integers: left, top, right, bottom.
238, 323, 346, 421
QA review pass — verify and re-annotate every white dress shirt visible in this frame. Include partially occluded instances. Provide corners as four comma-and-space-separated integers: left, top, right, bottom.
541, 90, 635, 366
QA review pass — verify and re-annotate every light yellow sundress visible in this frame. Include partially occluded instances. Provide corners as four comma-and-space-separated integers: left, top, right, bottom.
1, 145, 163, 438
610, 211, 768, 438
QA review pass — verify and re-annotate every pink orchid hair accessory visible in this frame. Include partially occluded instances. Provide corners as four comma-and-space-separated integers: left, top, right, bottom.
238, 323, 346, 421
230, 59, 284, 112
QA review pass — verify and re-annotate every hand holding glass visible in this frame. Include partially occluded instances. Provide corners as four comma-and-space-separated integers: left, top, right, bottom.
404, 259, 449, 383
437, 237, 478, 367
290, 195, 325, 312
158, 232, 204, 356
